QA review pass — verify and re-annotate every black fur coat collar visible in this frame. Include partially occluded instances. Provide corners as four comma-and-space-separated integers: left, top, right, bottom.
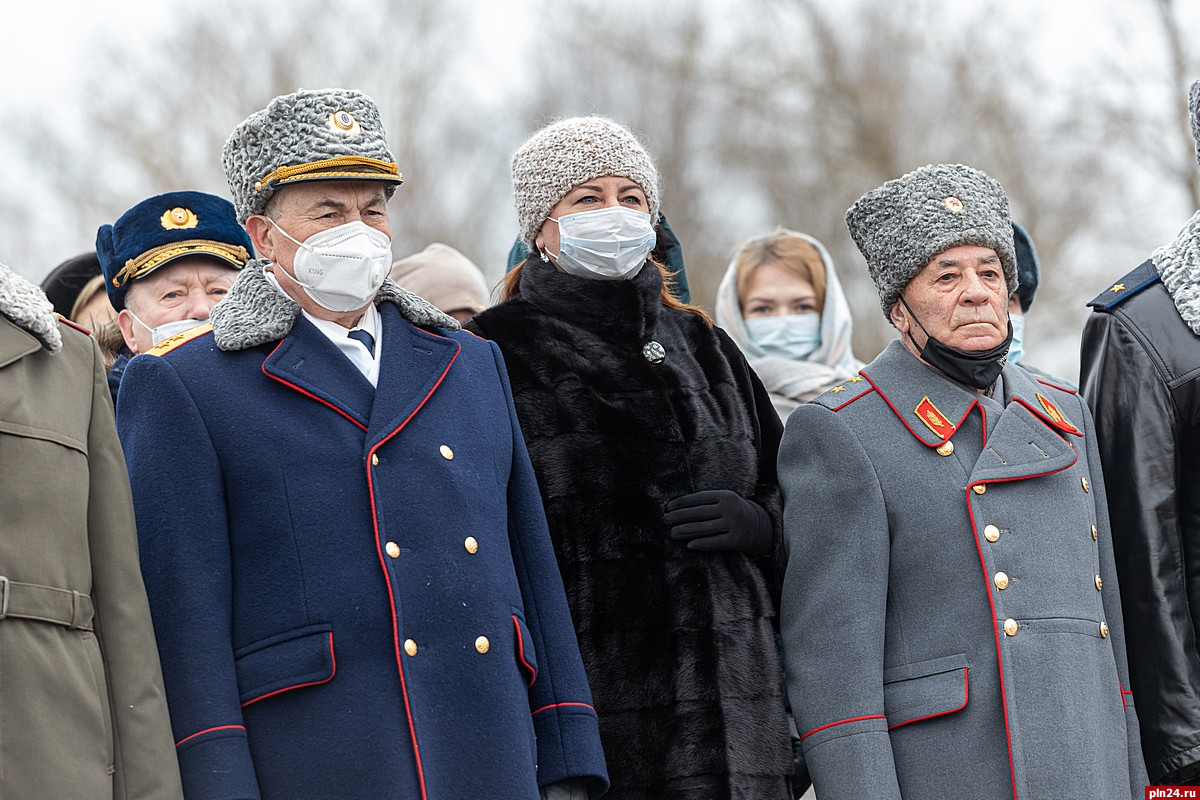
470, 259, 792, 799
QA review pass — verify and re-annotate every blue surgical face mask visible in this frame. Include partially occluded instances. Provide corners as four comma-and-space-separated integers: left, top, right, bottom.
745, 313, 822, 361
1007, 313, 1025, 366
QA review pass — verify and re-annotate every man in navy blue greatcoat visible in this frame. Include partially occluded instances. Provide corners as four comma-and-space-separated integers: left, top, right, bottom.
117, 87, 608, 800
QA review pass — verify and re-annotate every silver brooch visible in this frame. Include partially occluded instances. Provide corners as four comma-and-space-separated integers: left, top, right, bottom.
642, 341, 665, 364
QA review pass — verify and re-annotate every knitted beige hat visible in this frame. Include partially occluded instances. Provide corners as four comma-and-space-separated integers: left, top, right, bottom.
389, 243, 489, 316
511, 116, 660, 249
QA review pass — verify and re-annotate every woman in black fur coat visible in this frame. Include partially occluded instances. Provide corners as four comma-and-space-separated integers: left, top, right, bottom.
467, 116, 793, 800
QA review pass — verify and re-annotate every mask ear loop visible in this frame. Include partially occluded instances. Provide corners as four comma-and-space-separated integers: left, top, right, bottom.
898, 294, 933, 352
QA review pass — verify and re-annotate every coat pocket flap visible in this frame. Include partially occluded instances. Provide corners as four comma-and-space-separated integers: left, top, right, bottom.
235, 623, 335, 707
883, 653, 969, 730
512, 612, 537, 688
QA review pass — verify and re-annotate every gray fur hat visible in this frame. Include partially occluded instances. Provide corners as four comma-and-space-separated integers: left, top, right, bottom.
845, 163, 1017, 318
511, 116, 660, 249
1191, 79, 1200, 168
222, 88, 403, 223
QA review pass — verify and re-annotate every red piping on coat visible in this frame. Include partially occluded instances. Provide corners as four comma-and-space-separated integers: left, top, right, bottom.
886, 668, 969, 730
800, 714, 887, 742
1012, 396, 1083, 438
57, 316, 91, 336
513, 615, 537, 688
1121, 686, 1133, 711
831, 384, 876, 412
532, 701, 596, 716
175, 724, 246, 748
366, 344, 460, 800
262, 342, 368, 431
861, 372, 978, 449
1035, 376, 1078, 396
240, 632, 336, 708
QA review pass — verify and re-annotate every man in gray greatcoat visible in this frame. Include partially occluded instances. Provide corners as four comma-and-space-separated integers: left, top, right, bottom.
777, 163, 1147, 799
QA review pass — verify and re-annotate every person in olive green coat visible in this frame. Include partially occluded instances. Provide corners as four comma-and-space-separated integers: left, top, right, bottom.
0, 261, 182, 799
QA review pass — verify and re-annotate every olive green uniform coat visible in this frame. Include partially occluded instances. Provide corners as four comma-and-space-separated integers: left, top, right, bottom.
0, 268, 182, 799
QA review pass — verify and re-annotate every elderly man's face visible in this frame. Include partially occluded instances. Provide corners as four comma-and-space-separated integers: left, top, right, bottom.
117, 256, 238, 354
890, 244, 1009, 354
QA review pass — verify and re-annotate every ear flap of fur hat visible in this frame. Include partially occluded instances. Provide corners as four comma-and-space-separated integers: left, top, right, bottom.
845, 163, 1018, 320
511, 116, 660, 249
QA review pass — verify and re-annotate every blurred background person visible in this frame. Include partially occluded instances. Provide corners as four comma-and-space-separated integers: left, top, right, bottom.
390, 242, 489, 323
0, 260, 182, 799
716, 227, 863, 420
96, 190, 251, 403
40, 251, 114, 328
469, 115, 793, 799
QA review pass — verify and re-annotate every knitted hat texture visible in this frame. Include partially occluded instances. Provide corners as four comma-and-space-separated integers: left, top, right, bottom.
511, 116, 659, 249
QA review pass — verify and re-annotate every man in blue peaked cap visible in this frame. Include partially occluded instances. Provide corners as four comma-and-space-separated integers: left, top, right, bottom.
97, 190, 252, 402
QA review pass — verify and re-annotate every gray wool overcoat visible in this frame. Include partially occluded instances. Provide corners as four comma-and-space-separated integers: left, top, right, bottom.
778, 340, 1148, 800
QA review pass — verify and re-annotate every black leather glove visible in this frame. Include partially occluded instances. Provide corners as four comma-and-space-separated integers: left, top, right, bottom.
663, 489, 773, 558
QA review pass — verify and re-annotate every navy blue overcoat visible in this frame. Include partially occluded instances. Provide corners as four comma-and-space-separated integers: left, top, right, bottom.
117, 272, 607, 800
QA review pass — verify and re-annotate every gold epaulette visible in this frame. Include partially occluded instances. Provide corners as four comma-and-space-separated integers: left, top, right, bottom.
146, 322, 213, 356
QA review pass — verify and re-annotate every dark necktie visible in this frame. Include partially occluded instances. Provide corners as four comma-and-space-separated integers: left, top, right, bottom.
347, 328, 375, 358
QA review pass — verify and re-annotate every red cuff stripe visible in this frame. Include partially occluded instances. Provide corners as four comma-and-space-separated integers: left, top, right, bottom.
175, 724, 246, 748
800, 714, 886, 741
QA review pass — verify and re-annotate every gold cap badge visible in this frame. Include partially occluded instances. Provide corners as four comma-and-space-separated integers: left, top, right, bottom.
161, 207, 198, 230
328, 110, 361, 137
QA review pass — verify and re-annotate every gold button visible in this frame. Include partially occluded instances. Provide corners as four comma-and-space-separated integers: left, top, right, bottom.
936, 441, 955, 456
1003, 618, 1018, 636
371, 453, 379, 466
994, 571, 1010, 590
1081, 476, 1090, 493
1091, 524, 1098, 541
439, 445, 454, 460
475, 636, 490, 654
404, 638, 418, 656
464, 536, 478, 554
1095, 574, 1103, 591
984, 524, 1000, 543
973, 485, 987, 495
385, 541, 400, 558
1099, 620, 1109, 638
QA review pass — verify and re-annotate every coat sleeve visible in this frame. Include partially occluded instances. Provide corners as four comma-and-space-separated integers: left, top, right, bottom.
1072, 388, 1150, 792
778, 403, 902, 800
1080, 310, 1200, 783
117, 354, 261, 800
85, 337, 185, 800
488, 340, 610, 798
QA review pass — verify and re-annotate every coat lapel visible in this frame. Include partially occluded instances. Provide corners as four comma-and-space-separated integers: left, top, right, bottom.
262, 314, 374, 430
862, 341, 981, 449
967, 366, 1079, 484
366, 304, 460, 448
0, 315, 42, 369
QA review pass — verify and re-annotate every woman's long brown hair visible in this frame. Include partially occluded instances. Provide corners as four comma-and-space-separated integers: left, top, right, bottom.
499, 254, 711, 325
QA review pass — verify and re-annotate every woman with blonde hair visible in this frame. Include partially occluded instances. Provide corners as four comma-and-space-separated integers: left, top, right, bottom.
717, 228, 863, 419
469, 116, 793, 799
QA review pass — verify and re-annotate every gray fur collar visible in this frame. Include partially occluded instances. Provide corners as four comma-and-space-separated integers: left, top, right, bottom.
1153, 210, 1200, 335
0, 262, 62, 353
209, 260, 459, 352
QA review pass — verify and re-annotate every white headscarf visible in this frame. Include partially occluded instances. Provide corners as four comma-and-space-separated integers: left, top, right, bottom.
716, 229, 863, 421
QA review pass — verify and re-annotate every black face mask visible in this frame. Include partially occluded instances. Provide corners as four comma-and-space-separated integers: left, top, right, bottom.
900, 296, 1013, 390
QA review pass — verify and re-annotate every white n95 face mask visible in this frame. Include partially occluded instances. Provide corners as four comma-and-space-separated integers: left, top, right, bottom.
548, 206, 656, 281
269, 219, 392, 312
745, 313, 822, 362
129, 312, 207, 347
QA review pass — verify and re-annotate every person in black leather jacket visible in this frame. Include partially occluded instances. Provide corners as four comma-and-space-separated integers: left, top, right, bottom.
1080, 79, 1200, 786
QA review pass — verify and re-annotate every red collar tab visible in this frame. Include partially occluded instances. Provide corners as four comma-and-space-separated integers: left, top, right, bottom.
915, 395, 956, 441
1035, 392, 1080, 435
